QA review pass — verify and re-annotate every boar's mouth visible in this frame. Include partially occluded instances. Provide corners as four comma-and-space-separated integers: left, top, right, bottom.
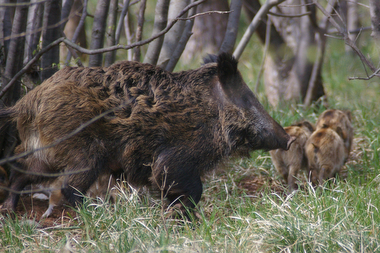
246, 129, 295, 152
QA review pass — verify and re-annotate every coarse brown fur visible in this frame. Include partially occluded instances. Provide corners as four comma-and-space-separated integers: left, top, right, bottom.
270, 121, 315, 192
305, 127, 345, 185
0, 53, 293, 216
315, 109, 353, 160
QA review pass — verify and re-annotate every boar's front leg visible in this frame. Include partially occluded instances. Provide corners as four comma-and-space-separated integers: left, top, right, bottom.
151, 147, 203, 217
60, 158, 106, 206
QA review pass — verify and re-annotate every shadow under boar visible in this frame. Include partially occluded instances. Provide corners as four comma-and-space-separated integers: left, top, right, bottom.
0, 53, 294, 216
270, 121, 315, 193
305, 127, 345, 186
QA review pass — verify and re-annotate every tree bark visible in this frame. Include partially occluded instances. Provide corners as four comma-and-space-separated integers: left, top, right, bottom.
104, 0, 119, 66
219, 0, 243, 54
0, 0, 13, 64
133, 0, 147, 62
88, 0, 110, 67
158, 0, 190, 69
346, 0, 359, 53
165, 0, 197, 72
0, 0, 29, 160
143, 0, 170, 65
182, 0, 229, 62
40, 0, 62, 81
370, 0, 380, 41
243, 0, 325, 106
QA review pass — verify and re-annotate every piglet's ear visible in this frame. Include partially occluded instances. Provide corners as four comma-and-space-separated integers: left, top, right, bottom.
216, 53, 238, 81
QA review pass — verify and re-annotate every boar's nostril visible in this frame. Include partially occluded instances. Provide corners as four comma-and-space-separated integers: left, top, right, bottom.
286, 136, 297, 150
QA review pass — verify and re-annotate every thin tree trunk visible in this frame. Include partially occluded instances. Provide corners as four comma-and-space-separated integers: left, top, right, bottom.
158, 0, 190, 69
1, 0, 29, 160
0, 0, 13, 63
61, 0, 74, 30
104, 0, 119, 66
40, 0, 62, 81
165, 0, 197, 72
219, 0, 243, 54
133, 0, 147, 62
143, 0, 170, 65
88, 0, 110, 67
370, 0, 380, 41
24, 0, 43, 64
346, 0, 359, 53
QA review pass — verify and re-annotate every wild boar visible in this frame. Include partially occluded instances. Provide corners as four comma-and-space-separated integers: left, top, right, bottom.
270, 121, 315, 192
0, 53, 294, 216
305, 127, 346, 185
315, 109, 353, 160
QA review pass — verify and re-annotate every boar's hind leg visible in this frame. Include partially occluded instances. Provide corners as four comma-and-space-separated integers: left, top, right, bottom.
152, 148, 203, 215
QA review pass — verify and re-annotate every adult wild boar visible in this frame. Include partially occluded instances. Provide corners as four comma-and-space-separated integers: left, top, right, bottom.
0, 53, 294, 216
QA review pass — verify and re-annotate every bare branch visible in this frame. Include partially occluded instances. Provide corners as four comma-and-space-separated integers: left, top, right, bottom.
314, 0, 377, 74
219, 0, 243, 54
268, 10, 310, 18
116, 0, 130, 44
233, 0, 286, 60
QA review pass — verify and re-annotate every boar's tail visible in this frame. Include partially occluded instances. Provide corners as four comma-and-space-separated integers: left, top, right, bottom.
0, 107, 16, 135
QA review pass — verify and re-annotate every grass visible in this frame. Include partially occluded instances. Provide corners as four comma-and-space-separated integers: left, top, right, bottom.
2, 10, 380, 253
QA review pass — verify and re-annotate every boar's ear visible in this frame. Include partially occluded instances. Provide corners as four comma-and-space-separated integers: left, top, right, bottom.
335, 126, 346, 140
203, 54, 218, 65
343, 110, 352, 122
216, 53, 238, 81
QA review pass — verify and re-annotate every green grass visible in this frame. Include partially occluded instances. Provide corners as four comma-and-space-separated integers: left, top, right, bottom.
2, 10, 380, 253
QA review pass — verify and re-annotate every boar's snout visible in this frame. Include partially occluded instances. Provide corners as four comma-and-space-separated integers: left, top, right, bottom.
259, 120, 295, 151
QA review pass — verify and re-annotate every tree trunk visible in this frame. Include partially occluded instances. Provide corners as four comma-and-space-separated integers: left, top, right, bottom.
0, 0, 29, 160
40, 0, 62, 81
88, 0, 110, 67
346, 0, 359, 53
243, 0, 325, 106
104, 0, 119, 66
370, 0, 380, 41
0, 0, 13, 66
182, 0, 229, 62
157, 0, 190, 69
133, 0, 147, 62
61, 0, 88, 65
143, 0, 170, 65
219, 0, 243, 54
24, 0, 43, 84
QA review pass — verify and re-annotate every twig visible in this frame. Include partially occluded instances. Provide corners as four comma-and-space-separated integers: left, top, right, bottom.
177, 10, 231, 20
314, 0, 377, 74
348, 67, 380, 80
268, 11, 310, 18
